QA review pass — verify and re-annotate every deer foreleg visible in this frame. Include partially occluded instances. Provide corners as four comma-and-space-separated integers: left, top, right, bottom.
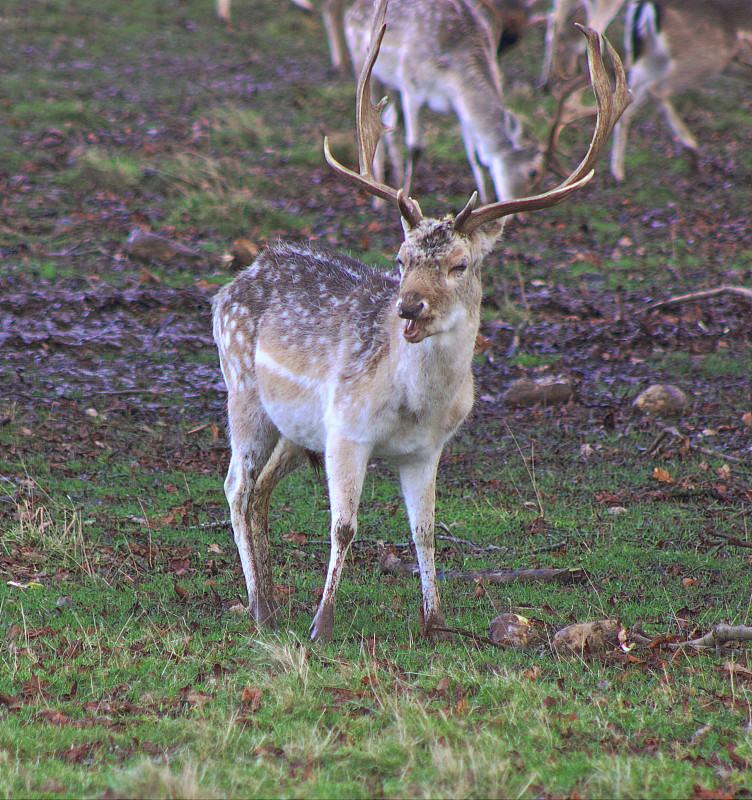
216, 0, 230, 21
399, 453, 447, 638
322, 0, 350, 74
401, 90, 424, 196
610, 82, 646, 182
310, 439, 369, 643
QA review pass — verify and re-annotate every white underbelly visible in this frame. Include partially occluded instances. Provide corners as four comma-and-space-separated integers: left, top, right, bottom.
256, 348, 326, 451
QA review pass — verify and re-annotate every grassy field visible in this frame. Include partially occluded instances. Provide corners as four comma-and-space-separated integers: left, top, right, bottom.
1, 0, 751, 797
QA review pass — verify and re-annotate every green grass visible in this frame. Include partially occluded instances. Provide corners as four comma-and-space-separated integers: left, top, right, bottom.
2, 398, 751, 797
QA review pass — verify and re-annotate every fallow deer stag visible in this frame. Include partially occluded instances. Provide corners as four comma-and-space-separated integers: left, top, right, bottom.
610, 0, 752, 181
343, 0, 538, 203
212, 0, 631, 643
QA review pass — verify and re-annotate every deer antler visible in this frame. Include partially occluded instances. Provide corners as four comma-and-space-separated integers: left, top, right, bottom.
454, 25, 632, 236
323, 0, 423, 228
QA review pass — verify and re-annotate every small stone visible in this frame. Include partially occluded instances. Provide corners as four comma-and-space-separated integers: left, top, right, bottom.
633, 384, 688, 416
552, 619, 624, 655
502, 374, 575, 407
488, 612, 543, 648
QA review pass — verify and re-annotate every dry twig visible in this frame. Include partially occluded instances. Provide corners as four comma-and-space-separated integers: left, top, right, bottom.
429, 626, 507, 648
380, 550, 586, 585
703, 530, 752, 550
648, 285, 752, 311
647, 422, 745, 464
679, 623, 752, 649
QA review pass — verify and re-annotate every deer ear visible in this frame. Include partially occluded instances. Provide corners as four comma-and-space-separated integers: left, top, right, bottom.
474, 218, 508, 255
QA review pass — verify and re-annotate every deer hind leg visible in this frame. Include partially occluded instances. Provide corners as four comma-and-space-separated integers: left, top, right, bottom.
247, 437, 309, 618
224, 390, 282, 626
659, 97, 699, 168
456, 119, 491, 202
310, 438, 369, 643
399, 453, 448, 639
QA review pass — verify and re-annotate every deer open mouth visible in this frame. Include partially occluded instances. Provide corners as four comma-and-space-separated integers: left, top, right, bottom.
403, 317, 431, 343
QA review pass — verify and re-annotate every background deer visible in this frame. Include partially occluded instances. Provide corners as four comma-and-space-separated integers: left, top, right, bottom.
343, 0, 541, 204
217, 0, 351, 73
538, 0, 627, 175
610, 0, 752, 181
539, 0, 626, 88
213, 0, 631, 643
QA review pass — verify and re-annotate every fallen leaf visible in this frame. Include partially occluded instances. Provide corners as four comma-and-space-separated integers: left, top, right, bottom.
653, 467, 673, 483
692, 786, 734, 800
283, 530, 306, 546
174, 583, 191, 601
727, 743, 751, 768
241, 685, 263, 712
56, 741, 102, 764
37, 708, 74, 725
34, 778, 67, 793
184, 691, 213, 708
722, 661, 752, 680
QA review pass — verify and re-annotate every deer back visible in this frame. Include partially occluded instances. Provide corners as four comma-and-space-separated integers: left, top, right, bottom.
345, 0, 503, 102
627, 0, 743, 92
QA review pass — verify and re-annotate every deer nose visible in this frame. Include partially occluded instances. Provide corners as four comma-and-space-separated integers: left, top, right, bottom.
397, 292, 426, 320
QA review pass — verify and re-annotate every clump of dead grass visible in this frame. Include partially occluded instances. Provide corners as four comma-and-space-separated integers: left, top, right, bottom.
106, 760, 216, 800
2, 493, 95, 575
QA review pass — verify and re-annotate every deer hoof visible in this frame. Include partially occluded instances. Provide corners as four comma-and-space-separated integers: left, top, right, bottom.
423, 612, 450, 642
249, 596, 279, 628
310, 604, 334, 643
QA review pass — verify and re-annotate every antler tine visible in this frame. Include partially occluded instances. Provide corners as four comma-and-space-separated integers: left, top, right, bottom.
323, 0, 422, 228
454, 26, 632, 236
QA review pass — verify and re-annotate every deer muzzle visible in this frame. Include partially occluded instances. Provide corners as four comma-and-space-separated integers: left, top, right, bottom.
397, 292, 431, 343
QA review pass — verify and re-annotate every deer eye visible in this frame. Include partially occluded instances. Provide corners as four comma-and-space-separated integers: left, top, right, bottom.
450, 262, 468, 276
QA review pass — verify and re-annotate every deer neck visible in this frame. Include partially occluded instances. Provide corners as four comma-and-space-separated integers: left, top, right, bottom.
383, 290, 481, 413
